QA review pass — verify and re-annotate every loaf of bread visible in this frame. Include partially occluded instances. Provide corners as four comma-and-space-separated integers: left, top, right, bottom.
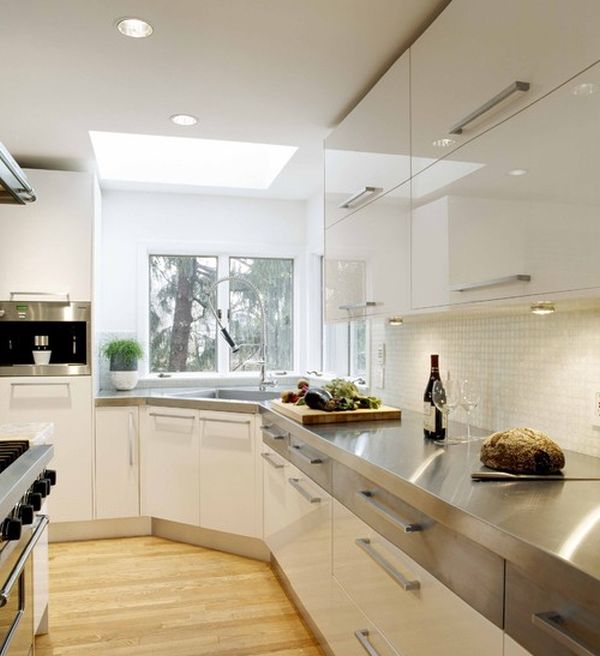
480, 427, 565, 474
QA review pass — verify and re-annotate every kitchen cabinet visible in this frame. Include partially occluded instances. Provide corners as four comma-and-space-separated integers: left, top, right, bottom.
333, 499, 503, 656
504, 636, 534, 656
411, 0, 600, 176
140, 406, 200, 526
411, 61, 600, 309
95, 406, 139, 520
0, 376, 93, 522
0, 169, 97, 301
325, 183, 410, 322
325, 51, 410, 227
199, 411, 259, 538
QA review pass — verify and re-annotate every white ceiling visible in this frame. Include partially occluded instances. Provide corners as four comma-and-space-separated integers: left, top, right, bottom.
1, 0, 448, 199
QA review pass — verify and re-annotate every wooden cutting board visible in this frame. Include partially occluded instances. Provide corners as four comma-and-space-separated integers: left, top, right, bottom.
270, 399, 401, 425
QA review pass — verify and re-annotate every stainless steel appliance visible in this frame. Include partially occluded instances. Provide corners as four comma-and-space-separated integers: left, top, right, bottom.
0, 145, 35, 205
0, 300, 91, 376
0, 441, 54, 655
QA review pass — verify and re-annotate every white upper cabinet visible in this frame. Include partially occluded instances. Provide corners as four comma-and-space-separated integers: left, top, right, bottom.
411, 61, 600, 308
325, 51, 410, 227
0, 169, 96, 302
411, 0, 600, 175
325, 182, 410, 322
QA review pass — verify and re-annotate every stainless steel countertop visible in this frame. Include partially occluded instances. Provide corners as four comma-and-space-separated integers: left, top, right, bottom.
262, 404, 600, 593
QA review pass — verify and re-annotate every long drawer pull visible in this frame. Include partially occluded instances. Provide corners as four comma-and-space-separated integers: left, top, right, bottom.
354, 629, 382, 656
339, 186, 383, 209
261, 426, 286, 440
451, 273, 531, 292
204, 417, 251, 425
532, 612, 598, 656
355, 538, 420, 591
288, 478, 321, 504
261, 452, 284, 469
289, 443, 322, 464
357, 490, 421, 533
449, 80, 530, 135
148, 412, 195, 421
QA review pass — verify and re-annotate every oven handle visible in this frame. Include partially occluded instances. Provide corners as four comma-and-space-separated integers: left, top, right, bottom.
0, 515, 49, 608
0, 609, 24, 656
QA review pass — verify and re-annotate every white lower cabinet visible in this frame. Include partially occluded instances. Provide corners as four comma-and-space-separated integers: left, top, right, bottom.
95, 406, 140, 519
140, 406, 200, 526
0, 376, 93, 522
333, 500, 503, 656
504, 635, 534, 656
199, 411, 259, 538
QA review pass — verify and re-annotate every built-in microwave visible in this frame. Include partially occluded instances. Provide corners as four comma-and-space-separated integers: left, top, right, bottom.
0, 301, 91, 376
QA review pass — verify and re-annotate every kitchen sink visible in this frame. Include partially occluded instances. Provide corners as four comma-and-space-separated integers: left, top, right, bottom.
171, 387, 281, 402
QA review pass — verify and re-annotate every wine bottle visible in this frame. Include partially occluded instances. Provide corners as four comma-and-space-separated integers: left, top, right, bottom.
423, 354, 445, 440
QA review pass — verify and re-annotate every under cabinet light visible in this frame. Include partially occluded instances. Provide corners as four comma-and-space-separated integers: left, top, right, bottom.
170, 114, 198, 127
116, 17, 154, 38
388, 316, 404, 326
530, 302, 555, 316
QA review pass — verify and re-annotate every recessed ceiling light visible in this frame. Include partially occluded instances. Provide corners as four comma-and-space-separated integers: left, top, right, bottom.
530, 301, 555, 316
573, 82, 598, 96
89, 130, 298, 190
170, 114, 198, 127
432, 138, 456, 148
388, 316, 404, 326
116, 17, 154, 39
508, 168, 528, 176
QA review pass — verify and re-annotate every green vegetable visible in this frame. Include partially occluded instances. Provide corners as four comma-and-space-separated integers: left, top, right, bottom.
323, 378, 359, 400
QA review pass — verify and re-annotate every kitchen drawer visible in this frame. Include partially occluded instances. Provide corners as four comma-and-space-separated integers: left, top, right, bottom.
333, 500, 502, 656
505, 563, 600, 656
411, 0, 600, 175
260, 418, 288, 457
333, 461, 504, 626
286, 434, 332, 495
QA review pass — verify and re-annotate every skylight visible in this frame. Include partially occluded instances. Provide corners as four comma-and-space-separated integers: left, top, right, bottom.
89, 131, 298, 189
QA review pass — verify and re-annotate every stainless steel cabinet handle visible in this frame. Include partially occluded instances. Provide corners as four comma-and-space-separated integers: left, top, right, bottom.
261, 452, 284, 469
204, 417, 251, 425
0, 515, 49, 608
289, 443, 322, 464
339, 301, 380, 311
451, 274, 531, 292
148, 412, 195, 421
288, 478, 321, 503
261, 426, 285, 440
355, 538, 420, 591
357, 490, 421, 533
9, 291, 70, 303
354, 629, 382, 656
449, 80, 530, 135
128, 412, 135, 467
532, 612, 598, 656
11, 382, 70, 387
339, 186, 383, 209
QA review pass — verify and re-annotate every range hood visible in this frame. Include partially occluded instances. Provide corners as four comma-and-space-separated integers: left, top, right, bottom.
0, 143, 36, 204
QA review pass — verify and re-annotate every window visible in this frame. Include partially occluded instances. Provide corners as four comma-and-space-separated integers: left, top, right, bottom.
148, 254, 294, 374
323, 318, 369, 380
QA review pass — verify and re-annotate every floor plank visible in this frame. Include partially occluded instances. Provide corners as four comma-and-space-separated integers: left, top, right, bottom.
35, 536, 324, 656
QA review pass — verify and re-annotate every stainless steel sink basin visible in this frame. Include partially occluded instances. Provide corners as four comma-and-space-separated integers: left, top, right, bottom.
171, 387, 281, 402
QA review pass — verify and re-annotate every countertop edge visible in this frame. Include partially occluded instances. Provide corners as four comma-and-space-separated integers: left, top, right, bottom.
96, 394, 260, 414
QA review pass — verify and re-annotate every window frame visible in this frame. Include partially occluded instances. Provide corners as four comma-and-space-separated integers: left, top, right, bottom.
138, 240, 301, 379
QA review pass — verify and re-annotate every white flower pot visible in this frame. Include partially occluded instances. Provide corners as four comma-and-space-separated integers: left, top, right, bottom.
110, 370, 139, 391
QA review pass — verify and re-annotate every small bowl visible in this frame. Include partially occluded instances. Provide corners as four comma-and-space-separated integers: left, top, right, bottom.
32, 351, 51, 365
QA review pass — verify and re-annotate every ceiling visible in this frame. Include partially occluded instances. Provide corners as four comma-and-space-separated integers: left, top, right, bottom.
1, 0, 448, 199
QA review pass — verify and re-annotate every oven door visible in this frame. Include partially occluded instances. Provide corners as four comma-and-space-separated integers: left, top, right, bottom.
0, 516, 48, 656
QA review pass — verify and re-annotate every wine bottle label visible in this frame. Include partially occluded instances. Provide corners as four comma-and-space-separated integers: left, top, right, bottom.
423, 403, 435, 431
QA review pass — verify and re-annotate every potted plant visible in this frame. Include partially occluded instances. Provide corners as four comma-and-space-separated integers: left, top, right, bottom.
103, 339, 144, 391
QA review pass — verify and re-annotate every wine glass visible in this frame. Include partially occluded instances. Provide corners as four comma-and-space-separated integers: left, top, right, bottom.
461, 378, 481, 442
431, 376, 461, 444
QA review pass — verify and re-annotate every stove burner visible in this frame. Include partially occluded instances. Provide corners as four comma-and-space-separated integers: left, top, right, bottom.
0, 441, 29, 473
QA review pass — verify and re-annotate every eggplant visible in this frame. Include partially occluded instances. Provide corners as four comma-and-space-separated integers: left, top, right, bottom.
304, 387, 333, 411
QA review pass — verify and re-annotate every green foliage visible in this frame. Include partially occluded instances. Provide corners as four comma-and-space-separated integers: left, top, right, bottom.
102, 339, 143, 366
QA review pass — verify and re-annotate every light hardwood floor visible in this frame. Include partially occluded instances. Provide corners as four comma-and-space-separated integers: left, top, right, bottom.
35, 536, 324, 656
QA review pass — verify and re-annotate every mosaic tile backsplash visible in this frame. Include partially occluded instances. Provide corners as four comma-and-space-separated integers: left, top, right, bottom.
370, 305, 600, 458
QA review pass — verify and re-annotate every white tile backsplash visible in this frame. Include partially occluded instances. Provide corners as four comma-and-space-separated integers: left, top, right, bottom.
370, 305, 600, 457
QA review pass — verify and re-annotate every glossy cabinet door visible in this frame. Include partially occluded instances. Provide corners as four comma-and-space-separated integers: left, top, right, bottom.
262, 443, 293, 551
325, 51, 410, 227
504, 635, 534, 656
333, 500, 503, 656
199, 411, 259, 538
411, 0, 600, 175
140, 406, 200, 526
0, 169, 95, 301
411, 61, 600, 309
95, 406, 140, 519
0, 376, 93, 522
325, 183, 410, 322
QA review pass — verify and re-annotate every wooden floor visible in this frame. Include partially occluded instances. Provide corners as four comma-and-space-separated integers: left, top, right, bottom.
35, 536, 323, 656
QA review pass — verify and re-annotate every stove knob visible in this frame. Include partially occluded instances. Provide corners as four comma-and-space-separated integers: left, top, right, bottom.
27, 492, 42, 512
2, 518, 21, 541
44, 470, 57, 486
18, 504, 34, 526
32, 480, 48, 498
39, 479, 51, 496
